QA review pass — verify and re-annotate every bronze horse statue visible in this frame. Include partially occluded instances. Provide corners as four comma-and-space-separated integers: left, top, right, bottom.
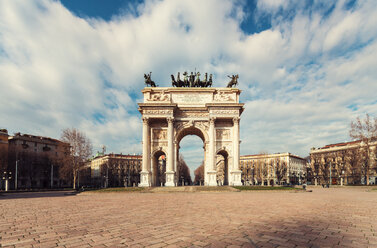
170, 71, 214, 87
226, 74, 238, 88
171, 72, 185, 87
144, 72, 156, 87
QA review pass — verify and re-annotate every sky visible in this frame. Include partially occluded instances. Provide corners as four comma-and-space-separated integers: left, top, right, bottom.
1, 0, 377, 176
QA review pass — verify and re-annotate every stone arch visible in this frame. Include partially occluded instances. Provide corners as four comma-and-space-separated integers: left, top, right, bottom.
175, 125, 207, 144
151, 149, 167, 186
216, 149, 230, 185
175, 126, 207, 185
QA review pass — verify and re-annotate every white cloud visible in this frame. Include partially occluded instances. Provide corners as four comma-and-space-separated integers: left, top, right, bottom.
0, 0, 377, 162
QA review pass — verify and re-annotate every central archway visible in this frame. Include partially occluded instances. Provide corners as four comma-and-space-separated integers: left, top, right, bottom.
176, 127, 206, 186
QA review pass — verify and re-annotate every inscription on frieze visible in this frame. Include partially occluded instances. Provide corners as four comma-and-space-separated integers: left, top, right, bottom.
176, 111, 208, 118
172, 93, 212, 105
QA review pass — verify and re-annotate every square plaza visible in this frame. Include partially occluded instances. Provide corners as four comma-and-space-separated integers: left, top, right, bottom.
1, 187, 377, 247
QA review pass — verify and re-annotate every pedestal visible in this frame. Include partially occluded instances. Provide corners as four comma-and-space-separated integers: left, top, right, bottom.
230, 170, 242, 186
207, 171, 217, 186
138, 171, 151, 187
165, 171, 175, 187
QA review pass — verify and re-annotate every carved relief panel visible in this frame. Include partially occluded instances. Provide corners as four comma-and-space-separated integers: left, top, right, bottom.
216, 129, 231, 140
153, 129, 167, 140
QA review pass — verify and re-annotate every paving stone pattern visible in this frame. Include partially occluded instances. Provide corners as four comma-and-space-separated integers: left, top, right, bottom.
1, 187, 377, 247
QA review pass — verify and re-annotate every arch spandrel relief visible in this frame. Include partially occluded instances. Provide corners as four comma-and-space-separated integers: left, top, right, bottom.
138, 87, 244, 187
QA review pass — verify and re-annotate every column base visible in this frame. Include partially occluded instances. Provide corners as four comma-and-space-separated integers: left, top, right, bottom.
138, 171, 151, 187
230, 170, 242, 186
165, 171, 175, 187
206, 170, 217, 186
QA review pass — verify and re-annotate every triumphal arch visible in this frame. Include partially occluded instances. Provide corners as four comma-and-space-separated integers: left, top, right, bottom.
138, 82, 244, 186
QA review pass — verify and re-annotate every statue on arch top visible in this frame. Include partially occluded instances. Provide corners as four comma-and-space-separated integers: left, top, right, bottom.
171, 71, 214, 88
226, 74, 238, 88
144, 72, 156, 87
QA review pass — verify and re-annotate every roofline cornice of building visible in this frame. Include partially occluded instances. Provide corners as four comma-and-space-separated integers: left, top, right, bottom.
92, 153, 142, 160
9, 132, 68, 145
240, 152, 305, 160
310, 140, 377, 154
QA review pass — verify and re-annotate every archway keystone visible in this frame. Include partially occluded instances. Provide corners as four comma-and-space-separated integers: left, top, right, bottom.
138, 87, 244, 186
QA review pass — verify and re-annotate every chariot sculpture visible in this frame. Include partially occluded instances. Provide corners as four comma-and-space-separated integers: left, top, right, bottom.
144, 72, 239, 88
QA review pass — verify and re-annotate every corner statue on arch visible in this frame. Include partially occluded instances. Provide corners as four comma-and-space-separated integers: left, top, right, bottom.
138, 73, 244, 187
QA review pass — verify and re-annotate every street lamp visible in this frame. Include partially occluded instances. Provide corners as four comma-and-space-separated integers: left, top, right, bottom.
15, 160, 19, 190
2, 171, 12, 191
329, 161, 332, 187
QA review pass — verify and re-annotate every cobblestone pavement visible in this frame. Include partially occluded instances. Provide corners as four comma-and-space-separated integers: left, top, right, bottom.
1, 187, 377, 247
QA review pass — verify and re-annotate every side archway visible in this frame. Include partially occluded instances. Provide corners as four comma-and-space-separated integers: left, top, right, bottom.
216, 149, 230, 185
151, 149, 167, 186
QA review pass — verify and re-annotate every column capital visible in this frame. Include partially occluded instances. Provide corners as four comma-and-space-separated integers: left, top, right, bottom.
209, 117, 216, 125
232, 117, 240, 124
142, 117, 149, 124
167, 117, 174, 124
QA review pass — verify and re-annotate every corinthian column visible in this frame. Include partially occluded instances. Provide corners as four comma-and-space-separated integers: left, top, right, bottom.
139, 117, 151, 187
207, 117, 217, 186
231, 117, 242, 186
233, 117, 240, 170
165, 117, 175, 186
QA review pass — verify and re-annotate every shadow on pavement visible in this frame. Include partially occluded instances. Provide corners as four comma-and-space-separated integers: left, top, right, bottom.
0, 191, 79, 200
238, 219, 360, 248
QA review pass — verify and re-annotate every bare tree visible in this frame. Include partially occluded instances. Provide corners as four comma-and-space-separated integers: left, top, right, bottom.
60, 128, 92, 189
274, 158, 287, 185
255, 160, 266, 185
350, 114, 377, 185
346, 148, 361, 184
177, 155, 192, 185
319, 155, 331, 185
194, 161, 204, 185
334, 150, 347, 185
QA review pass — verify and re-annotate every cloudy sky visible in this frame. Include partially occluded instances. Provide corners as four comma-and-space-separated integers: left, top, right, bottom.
1, 0, 377, 175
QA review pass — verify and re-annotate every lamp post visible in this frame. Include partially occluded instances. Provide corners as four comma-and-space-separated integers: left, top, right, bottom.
3, 171, 12, 191
50, 164, 53, 189
341, 170, 345, 186
15, 160, 19, 190
329, 161, 332, 187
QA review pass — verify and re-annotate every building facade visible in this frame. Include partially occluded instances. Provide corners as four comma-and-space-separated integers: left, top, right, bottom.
310, 141, 377, 185
240, 153, 307, 186
7, 133, 70, 189
0, 129, 9, 171
89, 154, 142, 188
